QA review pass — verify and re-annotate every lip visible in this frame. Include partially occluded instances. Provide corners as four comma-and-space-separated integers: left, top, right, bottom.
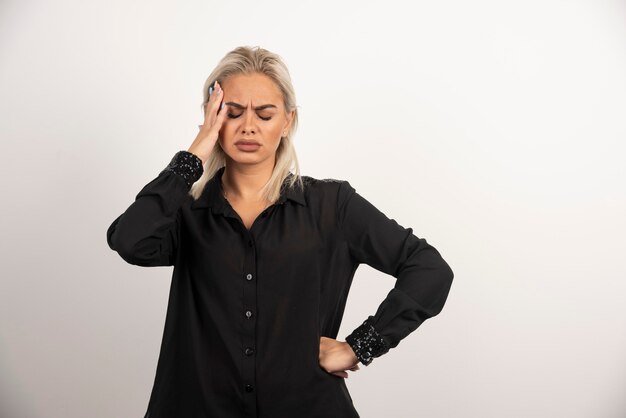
235, 140, 261, 145
235, 140, 261, 152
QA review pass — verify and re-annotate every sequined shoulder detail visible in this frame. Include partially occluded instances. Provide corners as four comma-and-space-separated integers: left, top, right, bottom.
160, 150, 204, 189
298, 176, 344, 187
298, 175, 316, 186
345, 316, 391, 366
317, 177, 343, 183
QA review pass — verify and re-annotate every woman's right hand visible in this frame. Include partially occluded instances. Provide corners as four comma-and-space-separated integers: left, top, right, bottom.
188, 80, 227, 165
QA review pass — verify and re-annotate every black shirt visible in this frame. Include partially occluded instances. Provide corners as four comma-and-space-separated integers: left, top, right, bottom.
106, 151, 454, 418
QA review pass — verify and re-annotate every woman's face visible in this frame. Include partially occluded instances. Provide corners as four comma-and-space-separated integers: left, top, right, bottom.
218, 73, 294, 166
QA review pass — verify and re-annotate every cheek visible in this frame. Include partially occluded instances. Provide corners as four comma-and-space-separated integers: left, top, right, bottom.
268, 121, 285, 137
220, 123, 235, 137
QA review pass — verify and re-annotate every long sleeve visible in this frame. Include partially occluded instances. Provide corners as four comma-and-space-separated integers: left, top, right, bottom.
106, 150, 203, 267
339, 180, 454, 366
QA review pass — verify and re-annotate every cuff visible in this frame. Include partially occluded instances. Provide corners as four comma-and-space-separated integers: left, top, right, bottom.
345, 316, 391, 366
160, 150, 204, 189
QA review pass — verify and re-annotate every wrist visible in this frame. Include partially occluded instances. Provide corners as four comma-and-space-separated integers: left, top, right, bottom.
186, 145, 209, 166
345, 317, 390, 366
160, 150, 204, 189
344, 341, 359, 364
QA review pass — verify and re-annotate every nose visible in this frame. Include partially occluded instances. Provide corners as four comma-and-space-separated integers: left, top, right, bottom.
242, 107, 256, 135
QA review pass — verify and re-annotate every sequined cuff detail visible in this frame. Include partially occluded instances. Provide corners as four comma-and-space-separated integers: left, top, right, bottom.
345, 316, 390, 366
160, 150, 204, 189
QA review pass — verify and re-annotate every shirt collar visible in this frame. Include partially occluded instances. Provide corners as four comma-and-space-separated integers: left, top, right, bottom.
190, 166, 306, 213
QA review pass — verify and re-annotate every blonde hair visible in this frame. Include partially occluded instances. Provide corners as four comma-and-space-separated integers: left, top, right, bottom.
189, 45, 304, 203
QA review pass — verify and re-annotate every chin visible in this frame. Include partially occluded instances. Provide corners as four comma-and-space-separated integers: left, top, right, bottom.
227, 151, 267, 164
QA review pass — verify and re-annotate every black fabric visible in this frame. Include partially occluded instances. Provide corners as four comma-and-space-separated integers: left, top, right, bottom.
159, 150, 204, 188
106, 155, 454, 418
345, 316, 390, 366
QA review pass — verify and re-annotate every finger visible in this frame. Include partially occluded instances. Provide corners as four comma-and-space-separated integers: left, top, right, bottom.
207, 87, 223, 114
212, 103, 226, 135
208, 81, 219, 102
213, 88, 224, 115
202, 83, 216, 115
205, 81, 220, 107
215, 98, 227, 121
204, 88, 223, 126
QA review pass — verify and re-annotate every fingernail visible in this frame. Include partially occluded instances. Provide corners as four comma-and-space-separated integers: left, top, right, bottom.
220, 102, 224, 110
209, 86, 213, 96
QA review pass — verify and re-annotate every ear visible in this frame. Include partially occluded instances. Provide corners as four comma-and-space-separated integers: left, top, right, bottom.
283, 109, 295, 133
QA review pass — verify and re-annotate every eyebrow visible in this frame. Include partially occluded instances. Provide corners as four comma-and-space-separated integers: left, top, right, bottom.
225, 102, 277, 111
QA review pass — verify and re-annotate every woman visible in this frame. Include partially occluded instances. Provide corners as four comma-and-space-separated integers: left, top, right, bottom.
107, 46, 454, 418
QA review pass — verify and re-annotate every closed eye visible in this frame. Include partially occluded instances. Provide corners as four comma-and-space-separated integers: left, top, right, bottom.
227, 113, 272, 121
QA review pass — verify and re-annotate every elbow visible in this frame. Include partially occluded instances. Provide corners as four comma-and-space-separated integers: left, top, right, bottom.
106, 217, 143, 266
107, 217, 131, 255
439, 257, 454, 297
435, 259, 454, 313
107, 228, 135, 264
426, 257, 454, 318
110, 239, 136, 264
106, 215, 174, 267
109, 238, 158, 267
106, 215, 124, 251
444, 260, 454, 288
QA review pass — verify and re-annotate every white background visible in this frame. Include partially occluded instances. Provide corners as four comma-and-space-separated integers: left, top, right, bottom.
1, 0, 625, 417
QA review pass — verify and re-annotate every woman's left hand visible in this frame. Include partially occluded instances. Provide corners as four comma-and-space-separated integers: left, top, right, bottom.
319, 336, 361, 378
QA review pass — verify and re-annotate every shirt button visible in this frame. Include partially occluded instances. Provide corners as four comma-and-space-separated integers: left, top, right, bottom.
248, 239, 253, 247
245, 384, 254, 392
244, 347, 255, 356
245, 310, 252, 319
246, 273, 253, 280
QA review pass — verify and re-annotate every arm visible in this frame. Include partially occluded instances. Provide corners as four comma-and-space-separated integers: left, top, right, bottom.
106, 150, 203, 267
339, 180, 454, 366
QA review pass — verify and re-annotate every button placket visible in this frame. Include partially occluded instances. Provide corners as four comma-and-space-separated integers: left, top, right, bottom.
241, 231, 258, 417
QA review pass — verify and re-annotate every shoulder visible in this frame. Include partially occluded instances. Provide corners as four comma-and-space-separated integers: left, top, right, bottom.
297, 174, 356, 203
298, 174, 346, 190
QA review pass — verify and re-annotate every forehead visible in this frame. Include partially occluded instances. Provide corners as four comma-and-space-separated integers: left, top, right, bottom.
220, 73, 282, 104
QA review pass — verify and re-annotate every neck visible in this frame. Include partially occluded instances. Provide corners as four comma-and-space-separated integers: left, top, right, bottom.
221, 161, 275, 203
